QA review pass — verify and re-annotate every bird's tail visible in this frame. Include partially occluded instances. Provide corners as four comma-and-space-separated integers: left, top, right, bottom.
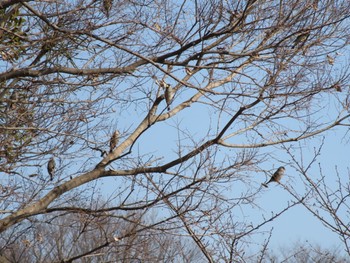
261, 183, 268, 188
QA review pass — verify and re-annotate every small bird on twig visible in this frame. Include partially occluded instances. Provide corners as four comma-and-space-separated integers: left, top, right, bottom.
102, 0, 113, 18
326, 54, 334, 65
185, 68, 193, 75
292, 32, 310, 49
262, 166, 285, 188
333, 84, 342, 92
164, 84, 174, 111
47, 157, 56, 181
154, 78, 174, 110
109, 130, 119, 153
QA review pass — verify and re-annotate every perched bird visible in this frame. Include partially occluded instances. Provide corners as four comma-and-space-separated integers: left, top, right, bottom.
292, 32, 310, 49
185, 68, 193, 75
326, 55, 334, 65
164, 84, 174, 111
333, 84, 342, 92
153, 22, 161, 31
109, 130, 119, 153
154, 78, 174, 110
102, 0, 113, 18
262, 166, 285, 188
47, 157, 56, 181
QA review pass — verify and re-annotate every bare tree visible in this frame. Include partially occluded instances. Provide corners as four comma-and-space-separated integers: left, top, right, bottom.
1, 0, 350, 261
0, 205, 204, 262
265, 241, 348, 263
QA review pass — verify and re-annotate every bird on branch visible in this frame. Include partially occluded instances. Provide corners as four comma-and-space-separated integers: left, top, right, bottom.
185, 68, 193, 75
164, 84, 174, 111
102, 0, 113, 18
262, 166, 285, 188
327, 54, 334, 65
47, 157, 56, 181
109, 130, 119, 153
292, 32, 310, 49
154, 78, 174, 110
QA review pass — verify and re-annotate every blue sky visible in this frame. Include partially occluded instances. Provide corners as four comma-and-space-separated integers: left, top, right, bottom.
97, 92, 349, 256
253, 126, 349, 254
2, 1, 349, 259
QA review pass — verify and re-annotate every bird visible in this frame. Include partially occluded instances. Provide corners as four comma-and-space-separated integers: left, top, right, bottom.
102, 0, 113, 18
262, 166, 285, 188
164, 84, 174, 111
185, 68, 193, 75
153, 78, 174, 110
292, 32, 310, 49
333, 84, 342, 92
109, 130, 119, 153
47, 157, 56, 181
326, 55, 334, 65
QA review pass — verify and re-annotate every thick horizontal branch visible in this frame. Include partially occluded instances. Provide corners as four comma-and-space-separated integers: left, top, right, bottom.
0, 64, 139, 82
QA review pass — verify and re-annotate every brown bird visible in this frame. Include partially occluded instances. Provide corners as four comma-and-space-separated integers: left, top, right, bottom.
292, 32, 310, 49
154, 78, 174, 110
164, 84, 174, 111
185, 68, 193, 75
326, 55, 334, 65
109, 130, 119, 153
333, 84, 342, 92
47, 157, 55, 181
262, 166, 285, 188
102, 0, 113, 17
